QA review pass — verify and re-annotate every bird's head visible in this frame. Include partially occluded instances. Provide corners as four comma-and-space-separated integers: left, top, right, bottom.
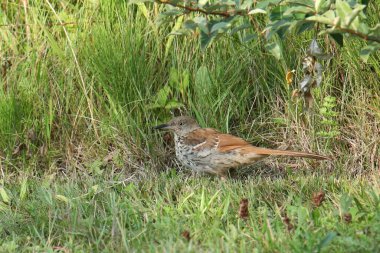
154, 116, 200, 136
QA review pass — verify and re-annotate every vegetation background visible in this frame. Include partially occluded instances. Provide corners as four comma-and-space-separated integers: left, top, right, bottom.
0, 0, 379, 252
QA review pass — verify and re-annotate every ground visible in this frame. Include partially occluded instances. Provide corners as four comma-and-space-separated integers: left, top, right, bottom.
1, 170, 379, 252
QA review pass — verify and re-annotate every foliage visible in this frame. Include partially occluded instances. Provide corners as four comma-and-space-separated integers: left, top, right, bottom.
137, 0, 380, 61
148, 68, 188, 120
317, 96, 340, 139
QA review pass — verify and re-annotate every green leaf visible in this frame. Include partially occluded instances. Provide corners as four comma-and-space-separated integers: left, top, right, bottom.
248, 9, 267, 15
269, 6, 290, 21
360, 42, 380, 62
0, 187, 10, 204
315, 0, 325, 13
346, 4, 366, 29
155, 85, 171, 106
180, 70, 190, 93
194, 16, 209, 34
357, 23, 369, 35
323, 9, 336, 19
266, 19, 292, 39
329, 33, 344, 47
242, 33, 258, 43
55, 194, 70, 204
164, 100, 185, 109
200, 30, 215, 50
284, 6, 313, 16
296, 21, 315, 34
169, 68, 179, 89
161, 9, 183, 16
336, 0, 353, 27
306, 15, 334, 25
286, 0, 314, 7
231, 23, 252, 35
183, 20, 197, 30
19, 177, 28, 201
211, 22, 231, 33
265, 41, 282, 60
195, 66, 212, 96
369, 24, 380, 36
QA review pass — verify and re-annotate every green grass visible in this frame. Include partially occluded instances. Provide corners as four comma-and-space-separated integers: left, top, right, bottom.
1, 173, 380, 252
0, 0, 380, 251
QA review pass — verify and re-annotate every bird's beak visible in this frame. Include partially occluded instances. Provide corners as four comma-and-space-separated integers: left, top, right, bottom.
153, 123, 170, 130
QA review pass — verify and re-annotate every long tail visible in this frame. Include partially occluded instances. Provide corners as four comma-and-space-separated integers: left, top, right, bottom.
244, 147, 330, 160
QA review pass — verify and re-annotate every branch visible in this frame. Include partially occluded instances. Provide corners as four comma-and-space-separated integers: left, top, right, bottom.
338, 27, 380, 44
154, 0, 248, 17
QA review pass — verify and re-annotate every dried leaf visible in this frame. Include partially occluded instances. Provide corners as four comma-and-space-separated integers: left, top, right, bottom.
343, 213, 352, 223
308, 39, 332, 60
302, 56, 314, 72
315, 62, 323, 86
283, 214, 294, 231
39, 144, 48, 156
300, 75, 313, 92
12, 143, 26, 156
239, 198, 249, 219
163, 132, 173, 147
27, 128, 37, 141
286, 70, 295, 85
309, 39, 322, 56
103, 150, 116, 164
312, 191, 325, 207
304, 90, 314, 109
181, 230, 191, 241
291, 89, 300, 98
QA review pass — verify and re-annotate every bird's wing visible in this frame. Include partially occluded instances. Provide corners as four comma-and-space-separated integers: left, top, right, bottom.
183, 128, 220, 151
184, 128, 251, 152
216, 133, 252, 152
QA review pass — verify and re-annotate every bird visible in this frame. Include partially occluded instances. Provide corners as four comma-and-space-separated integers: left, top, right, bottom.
154, 116, 329, 178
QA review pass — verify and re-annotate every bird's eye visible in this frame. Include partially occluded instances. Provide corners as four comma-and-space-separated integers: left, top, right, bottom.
179, 122, 183, 126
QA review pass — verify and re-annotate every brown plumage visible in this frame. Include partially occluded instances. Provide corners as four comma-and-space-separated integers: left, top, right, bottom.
154, 116, 329, 178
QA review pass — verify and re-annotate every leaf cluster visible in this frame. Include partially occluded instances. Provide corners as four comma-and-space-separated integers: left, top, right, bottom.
130, 0, 380, 60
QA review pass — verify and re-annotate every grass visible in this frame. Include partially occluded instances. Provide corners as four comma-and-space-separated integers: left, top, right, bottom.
0, 0, 380, 251
1, 172, 380, 252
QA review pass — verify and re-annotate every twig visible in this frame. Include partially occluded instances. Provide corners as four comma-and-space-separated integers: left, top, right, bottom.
338, 27, 380, 43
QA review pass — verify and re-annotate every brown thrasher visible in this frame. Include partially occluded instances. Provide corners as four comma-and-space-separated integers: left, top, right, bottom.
154, 116, 329, 178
